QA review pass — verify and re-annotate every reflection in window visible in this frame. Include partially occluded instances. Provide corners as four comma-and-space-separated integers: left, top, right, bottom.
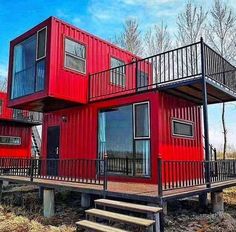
110, 57, 125, 86
64, 38, 86, 73
137, 71, 148, 91
98, 102, 150, 177
11, 28, 46, 99
172, 120, 194, 138
0, 136, 21, 145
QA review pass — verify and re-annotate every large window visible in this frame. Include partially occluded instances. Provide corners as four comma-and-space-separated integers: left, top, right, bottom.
64, 38, 86, 74
110, 57, 126, 87
172, 119, 194, 138
98, 102, 150, 176
11, 27, 47, 99
0, 136, 21, 145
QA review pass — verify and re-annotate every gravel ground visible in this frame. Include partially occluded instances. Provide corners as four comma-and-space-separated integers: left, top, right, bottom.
1, 184, 236, 231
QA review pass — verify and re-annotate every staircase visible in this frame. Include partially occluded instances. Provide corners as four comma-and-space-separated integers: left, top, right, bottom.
76, 199, 162, 232
32, 126, 41, 157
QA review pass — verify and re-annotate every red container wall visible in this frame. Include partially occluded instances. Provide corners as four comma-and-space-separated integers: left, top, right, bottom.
158, 92, 203, 161
42, 92, 159, 184
0, 122, 32, 158
49, 17, 137, 104
0, 92, 13, 120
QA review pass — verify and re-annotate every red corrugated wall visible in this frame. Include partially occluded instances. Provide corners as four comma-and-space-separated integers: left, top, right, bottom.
49, 17, 137, 104
0, 123, 32, 158
158, 92, 203, 161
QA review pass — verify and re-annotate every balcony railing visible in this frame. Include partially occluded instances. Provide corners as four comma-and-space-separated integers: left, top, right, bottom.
89, 39, 236, 101
13, 109, 43, 124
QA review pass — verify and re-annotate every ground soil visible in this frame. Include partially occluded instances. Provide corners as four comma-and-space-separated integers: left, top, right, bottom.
0, 184, 236, 231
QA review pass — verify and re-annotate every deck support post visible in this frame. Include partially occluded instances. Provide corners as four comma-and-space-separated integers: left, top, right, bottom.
81, 193, 91, 208
2, 181, 9, 187
43, 188, 55, 218
0, 180, 3, 202
200, 37, 211, 188
147, 203, 161, 232
211, 191, 224, 213
199, 192, 208, 209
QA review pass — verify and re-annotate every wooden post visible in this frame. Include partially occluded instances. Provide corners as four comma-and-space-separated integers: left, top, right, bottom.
157, 154, 163, 198
103, 154, 108, 198
0, 180, 3, 202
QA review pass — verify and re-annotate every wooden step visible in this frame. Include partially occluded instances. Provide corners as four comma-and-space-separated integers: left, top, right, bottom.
95, 199, 162, 214
76, 220, 129, 232
86, 208, 155, 227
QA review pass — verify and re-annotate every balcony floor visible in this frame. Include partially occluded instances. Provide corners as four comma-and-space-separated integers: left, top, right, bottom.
158, 76, 236, 105
1, 175, 236, 203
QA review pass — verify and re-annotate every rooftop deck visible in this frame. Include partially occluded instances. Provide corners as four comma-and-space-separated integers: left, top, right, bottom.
89, 39, 236, 104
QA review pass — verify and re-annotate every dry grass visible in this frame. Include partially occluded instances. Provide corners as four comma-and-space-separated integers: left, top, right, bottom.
0, 206, 75, 232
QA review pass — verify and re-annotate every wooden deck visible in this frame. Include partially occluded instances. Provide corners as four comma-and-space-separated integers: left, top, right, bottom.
1, 175, 236, 202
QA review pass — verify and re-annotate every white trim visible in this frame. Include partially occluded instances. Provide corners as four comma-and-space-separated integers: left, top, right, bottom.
64, 38, 87, 75
0, 135, 21, 146
172, 118, 194, 138
36, 26, 47, 61
133, 101, 150, 139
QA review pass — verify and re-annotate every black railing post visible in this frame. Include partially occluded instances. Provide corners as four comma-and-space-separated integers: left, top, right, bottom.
126, 156, 129, 176
200, 37, 211, 188
103, 154, 108, 198
30, 157, 34, 182
158, 154, 163, 198
135, 59, 138, 92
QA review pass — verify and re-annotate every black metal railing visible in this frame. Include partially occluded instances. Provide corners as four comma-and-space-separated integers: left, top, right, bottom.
158, 158, 236, 194
13, 109, 43, 124
0, 158, 106, 186
107, 157, 150, 177
89, 39, 236, 101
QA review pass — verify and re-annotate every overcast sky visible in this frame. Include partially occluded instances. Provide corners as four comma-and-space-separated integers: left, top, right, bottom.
0, 0, 236, 150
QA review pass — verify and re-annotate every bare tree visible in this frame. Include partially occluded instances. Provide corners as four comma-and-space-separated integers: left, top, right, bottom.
114, 18, 142, 56
144, 22, 172, 56
0, 77, 7, 92
207, 0, 236, 159
176, 1, 208, 45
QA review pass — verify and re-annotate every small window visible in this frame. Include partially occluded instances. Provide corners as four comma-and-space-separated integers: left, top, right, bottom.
110, 57, 126, 86
137, 71, 148, 91
64, 38, 86, 74
172, 120, 194, 138
0, 100, 2, 114
134, 102, 150, 139
0, 136, 21, 145
36, 27, 47, 60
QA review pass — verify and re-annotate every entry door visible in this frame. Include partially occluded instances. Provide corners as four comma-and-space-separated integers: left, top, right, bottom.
47, 126, 60, 176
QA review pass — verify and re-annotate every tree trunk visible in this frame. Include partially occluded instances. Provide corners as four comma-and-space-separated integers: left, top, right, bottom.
222, 102, 227, 159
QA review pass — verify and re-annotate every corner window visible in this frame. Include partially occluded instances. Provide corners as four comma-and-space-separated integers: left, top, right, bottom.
64, 38, 86, 74
134, 102, 150, 139
110, 57, 126, 86
0, 136, 21, 145
11, 27, 47, 99
172, 119, 194, 138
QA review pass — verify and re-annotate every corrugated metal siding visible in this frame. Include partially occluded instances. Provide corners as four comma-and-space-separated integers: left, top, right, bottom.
49, 17, 137, 104
0, 92, 12, 119
42, 92, 159, 183
158, 92, 203, 161
0, 122, 32, 158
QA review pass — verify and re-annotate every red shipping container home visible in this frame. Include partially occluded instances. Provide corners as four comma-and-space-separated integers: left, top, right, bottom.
0, 92, 41, 158
6, 17, 236, 185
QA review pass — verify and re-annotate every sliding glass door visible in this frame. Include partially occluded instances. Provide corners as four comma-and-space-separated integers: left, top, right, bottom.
98, 102, 150, 177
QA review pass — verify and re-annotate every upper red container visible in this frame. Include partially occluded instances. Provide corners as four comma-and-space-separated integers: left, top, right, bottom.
7, 17, 137, 112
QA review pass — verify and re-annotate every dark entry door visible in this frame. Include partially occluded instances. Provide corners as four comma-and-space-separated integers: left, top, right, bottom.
47, 126, 60, 176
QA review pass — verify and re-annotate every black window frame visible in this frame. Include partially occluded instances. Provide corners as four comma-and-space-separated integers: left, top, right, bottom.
0, 136, 21, 145
172, 119, 194, 138
36, 27, 47, 61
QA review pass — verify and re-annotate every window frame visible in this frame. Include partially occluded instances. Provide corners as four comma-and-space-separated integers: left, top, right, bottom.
110, 56, 126, 87
36, 26, 47, 61
0, 136, 21, 146
0, 100, 2, 115
172, 118, 194, 139
133, 101, 150, 140
64, 37, 87, 75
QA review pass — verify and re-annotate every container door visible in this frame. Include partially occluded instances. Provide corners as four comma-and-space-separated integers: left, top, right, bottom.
47, 126, 60, 176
